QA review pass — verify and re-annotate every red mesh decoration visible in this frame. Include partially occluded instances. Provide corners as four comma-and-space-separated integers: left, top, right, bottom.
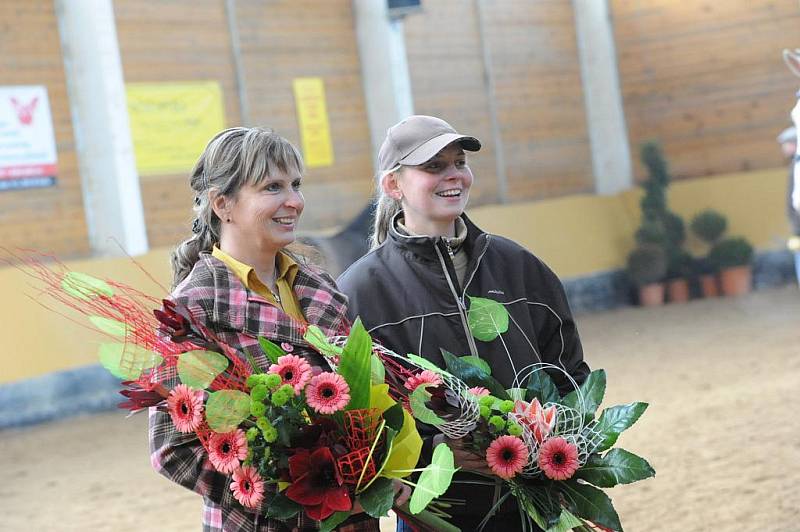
342, 408, 383, 450
337, 446, 377, 486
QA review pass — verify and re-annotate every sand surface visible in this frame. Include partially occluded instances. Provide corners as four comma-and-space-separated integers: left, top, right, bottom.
2, 286, 799, 531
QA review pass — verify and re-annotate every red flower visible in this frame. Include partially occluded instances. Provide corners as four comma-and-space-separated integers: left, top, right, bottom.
208, 429, 248, 474
285, 447, 352, 520
269, 354, 312, 394
537, 437, 579, 481
486, 435, 528, 479
230, 465, 265, 508
404, 370, 442, 392
306, 372, 350, 414
167, 384, 204, 433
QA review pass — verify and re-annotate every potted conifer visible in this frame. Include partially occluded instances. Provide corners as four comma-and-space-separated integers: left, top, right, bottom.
708, 237, 755, 296
627, 245, 668, 306
690, 209, 728, 297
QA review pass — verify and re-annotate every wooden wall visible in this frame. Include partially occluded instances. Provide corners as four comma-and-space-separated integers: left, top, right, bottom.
612, 0, 800, 180
0, 1, 89, 258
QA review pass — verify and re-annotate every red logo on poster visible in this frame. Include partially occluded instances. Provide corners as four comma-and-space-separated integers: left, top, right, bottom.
10, 96, 39, 125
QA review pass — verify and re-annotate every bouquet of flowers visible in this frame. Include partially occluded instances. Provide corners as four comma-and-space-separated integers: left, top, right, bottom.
23, 260, 459, 531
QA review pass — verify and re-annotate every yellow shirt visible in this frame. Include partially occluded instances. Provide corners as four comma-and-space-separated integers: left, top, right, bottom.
212, 246, 306, 323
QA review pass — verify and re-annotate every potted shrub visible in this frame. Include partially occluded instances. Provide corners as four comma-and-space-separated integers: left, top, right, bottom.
708, 237, 755, 296
666, 250, 693, 303
627, 245, 668, 306
690, 209, 728, 297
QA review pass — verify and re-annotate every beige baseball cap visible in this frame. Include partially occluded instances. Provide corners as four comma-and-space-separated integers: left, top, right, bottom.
378, 115, 481, 173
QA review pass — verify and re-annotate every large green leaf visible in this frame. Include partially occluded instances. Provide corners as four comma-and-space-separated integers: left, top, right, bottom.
406, 354, 443, 373
257, 336, 286, 365
303, 325, 344, 359
409, 384, 445, 426
358, 477, 395, 518
98, 343, 162, 380
371, 354, 385, 385
177, 350, 229, 389
89, 316, 127, 337
576, 448, 655, 488
409, 443, 457, 514
459, 355, 491, 375
61, 271, 114, 300
319, 511, 351, 532
547, 509, 584, 532
466, 296, 509, 342
525, 369, 560, 405
561, 369, 606, 420
265, 491, 302, 519
441, 349, 509, 400
204, 390, 251, 432
338, 318, 372, 410
560, 480, 622, 532
594, 402, 649, 452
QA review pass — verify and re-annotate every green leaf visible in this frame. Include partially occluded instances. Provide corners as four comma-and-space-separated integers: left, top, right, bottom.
466, 296, 509, 342
371, 354, 385, 385
243, 346, 263, 374
177, 350, 229, 389
257, 336, 286, 365
406, 354, 443, 372
409, 384, 445, 426
561, 369, 606, 420
61, 271, 114, 300
89, 316, 127, 337
338, 318, 372, 410
204, 390, 251, 432
409, 443, 457, 514
576, 448, 656, 488
382, 402, 405, 432
546, 509, 583, 532
594, 402, 649, 452
560, 480, 622, 532
358, 477, 395, 518
303, 325, 344, 359
265, 491, 302, 520
98, 343, 162, 380
441, 349, 509, 400
525, 369, 560, 405
319, 511, 351, 532
459, 355, 491, 375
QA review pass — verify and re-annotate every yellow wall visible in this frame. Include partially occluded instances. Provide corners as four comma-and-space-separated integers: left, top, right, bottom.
1, 168, 790, 384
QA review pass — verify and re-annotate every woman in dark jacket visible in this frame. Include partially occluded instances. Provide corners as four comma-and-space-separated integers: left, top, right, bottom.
149, 127, 389, 532
337, 115, 590, 531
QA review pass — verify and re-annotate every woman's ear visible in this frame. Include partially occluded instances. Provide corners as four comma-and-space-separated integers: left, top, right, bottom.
210, 190, 231, 223
381, 171, 403, 201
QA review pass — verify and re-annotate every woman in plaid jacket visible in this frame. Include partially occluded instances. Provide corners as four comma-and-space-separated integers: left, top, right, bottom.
148, 128, 387, 532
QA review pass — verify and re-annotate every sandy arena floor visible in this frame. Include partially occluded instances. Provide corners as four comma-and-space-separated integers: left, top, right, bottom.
2, 286, 799, 532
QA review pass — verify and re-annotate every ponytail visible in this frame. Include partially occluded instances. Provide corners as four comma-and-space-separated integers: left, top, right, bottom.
369, 166, 403, 250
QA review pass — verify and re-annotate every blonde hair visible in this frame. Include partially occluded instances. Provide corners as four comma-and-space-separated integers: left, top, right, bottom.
370, 165, 403, 250
170, 127, 304, 288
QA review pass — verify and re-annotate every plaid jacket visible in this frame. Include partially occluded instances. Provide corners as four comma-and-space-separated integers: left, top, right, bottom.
149, 253, 378, 532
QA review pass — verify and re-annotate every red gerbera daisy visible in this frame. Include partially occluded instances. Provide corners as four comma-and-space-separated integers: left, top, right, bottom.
269, 354, 312, 394
230, 465, 265, 508
208, 429, 248, 474
306, 372, 350, 414
404, 370, 443, 392
537, 437, 580, 481
166, 384, 204, 433
486, 435, 528, 479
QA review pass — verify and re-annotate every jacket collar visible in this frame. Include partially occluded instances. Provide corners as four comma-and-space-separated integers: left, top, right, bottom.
386, 211, 486, 261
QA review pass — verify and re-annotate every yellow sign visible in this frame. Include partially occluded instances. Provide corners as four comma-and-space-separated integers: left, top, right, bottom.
126, 81, 226, 176
292, 77, 334, 168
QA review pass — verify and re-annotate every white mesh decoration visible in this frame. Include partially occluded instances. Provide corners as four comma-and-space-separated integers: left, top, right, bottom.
325, 336, 481, 440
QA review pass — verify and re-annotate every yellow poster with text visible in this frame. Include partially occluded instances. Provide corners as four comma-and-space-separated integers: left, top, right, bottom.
126, 81, 226, 175
292, 77, 334, 168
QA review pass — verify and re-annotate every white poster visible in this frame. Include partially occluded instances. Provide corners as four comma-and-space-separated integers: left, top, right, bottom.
0, 85, 58, 190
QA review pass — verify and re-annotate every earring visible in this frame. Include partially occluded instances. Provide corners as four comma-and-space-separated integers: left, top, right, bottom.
226, 217, 231, 223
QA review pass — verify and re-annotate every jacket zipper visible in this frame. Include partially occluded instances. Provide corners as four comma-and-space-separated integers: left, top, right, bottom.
434, 240, 480, 357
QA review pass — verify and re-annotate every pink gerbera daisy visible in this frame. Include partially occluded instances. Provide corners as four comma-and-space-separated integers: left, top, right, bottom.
468, 386, 490, 397
208, 429, 248, 474
404, 370, 443, 392
537, 437, 580, 480
167, 384, 204, 433
230, 465, 265, 508
306, 372, 350, 414
269, 354, 312, 394
486, 435, 528, 479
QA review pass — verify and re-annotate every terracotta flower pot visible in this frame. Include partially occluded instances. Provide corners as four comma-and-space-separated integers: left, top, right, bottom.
667, 278, 690, 303
638, 282, 665, 306
699, 274, 719, 298
720, 265, 752, 296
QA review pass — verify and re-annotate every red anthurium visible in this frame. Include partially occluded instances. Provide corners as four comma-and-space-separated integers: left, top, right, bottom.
285, 447, 352, 520
513, 398, 557, 443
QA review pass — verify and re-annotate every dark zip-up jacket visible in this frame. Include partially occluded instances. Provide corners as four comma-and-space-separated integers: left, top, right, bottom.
337, 213, 589, 530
